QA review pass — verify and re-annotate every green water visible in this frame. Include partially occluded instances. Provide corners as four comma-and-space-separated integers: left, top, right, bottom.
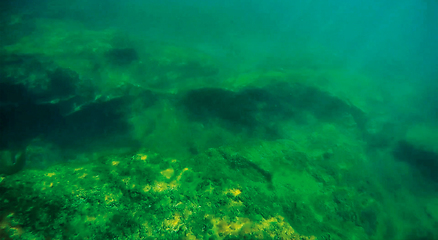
1, 0, 437, 239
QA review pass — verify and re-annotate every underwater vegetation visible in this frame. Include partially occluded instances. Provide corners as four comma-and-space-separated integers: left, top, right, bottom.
1, 3, 438, 240
0, 151, 317, 240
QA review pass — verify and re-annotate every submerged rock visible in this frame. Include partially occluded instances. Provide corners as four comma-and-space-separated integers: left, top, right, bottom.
0, 150, 316, 240
0, 149, 26, 175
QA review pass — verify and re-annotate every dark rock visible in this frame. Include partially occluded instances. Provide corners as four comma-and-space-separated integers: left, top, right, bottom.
106, 48, 139, 66
393, 140, 438, 183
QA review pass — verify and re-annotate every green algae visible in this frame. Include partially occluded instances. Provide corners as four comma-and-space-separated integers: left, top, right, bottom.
1, 13, 438, 240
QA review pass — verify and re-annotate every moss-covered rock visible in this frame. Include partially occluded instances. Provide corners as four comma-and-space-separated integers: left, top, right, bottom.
0, 150, 316, 240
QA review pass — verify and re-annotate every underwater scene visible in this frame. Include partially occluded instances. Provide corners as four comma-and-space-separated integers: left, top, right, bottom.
1, 0, 438, 239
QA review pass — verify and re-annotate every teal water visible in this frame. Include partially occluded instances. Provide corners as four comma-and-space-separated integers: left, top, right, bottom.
1, 0, 438, 239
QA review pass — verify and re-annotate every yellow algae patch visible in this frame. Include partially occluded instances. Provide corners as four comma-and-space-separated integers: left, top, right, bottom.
229, 188, 242, 197
176, 167, 190, 181
111, 161, 120, 166
142, 221, 154, 236
105, 194, 117, 204
253, 216, 316, 240
9, 225, 24, 237
152, 181, 170, 192
208, 214, 316, 240
216, 220, 233, 236
41, 181, 55, 190
74, 167, 83, 172
136, 154, 148, 161
168, 180, 179, 190
121, 177, 131, 185
143, 185, 151, 192
84, 214, 110, 226
211, 216, 250, 237
164, 213, 182, 232
184, 232, 198, 240
120, 177, 136, 189
1, 176, 5, 183
229, 199, 244, 208
161, 168, 174, 179
224, 188, 242, 197
0, 213, 24, 238
45, 172, 56, 177
78, 173, 88, 179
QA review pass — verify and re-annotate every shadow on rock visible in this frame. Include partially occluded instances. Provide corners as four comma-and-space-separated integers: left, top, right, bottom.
180, 82, 367, 139
393, 140, 438, 184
